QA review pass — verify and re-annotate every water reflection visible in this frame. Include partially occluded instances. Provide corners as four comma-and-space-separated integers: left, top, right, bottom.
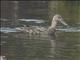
18, 19, 46, 23
55, 32, 80, 60
1, 19, 80, 60
0, 27, 18, 33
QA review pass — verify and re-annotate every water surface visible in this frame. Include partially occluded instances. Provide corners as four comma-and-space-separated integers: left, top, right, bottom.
1, 19, 80, 60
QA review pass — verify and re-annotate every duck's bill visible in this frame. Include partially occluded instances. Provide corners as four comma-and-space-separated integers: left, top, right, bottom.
59, 19, 68, 26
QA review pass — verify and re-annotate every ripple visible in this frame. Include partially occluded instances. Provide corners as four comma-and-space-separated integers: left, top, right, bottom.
0, 27, 18, 33
0, 26, 80, 33
56, 27, 80, 32
18, 19, 45, 23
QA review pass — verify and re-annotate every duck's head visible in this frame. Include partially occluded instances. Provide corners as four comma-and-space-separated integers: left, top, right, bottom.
52, 14, 68, 26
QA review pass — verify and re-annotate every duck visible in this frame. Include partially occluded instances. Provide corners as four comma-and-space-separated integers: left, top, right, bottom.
16, 14, 68, 36
47, 14, 68, 57
48, 14, 68, 39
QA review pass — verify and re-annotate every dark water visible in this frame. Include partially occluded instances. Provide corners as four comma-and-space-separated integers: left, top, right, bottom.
1, 1, 80, 60
55, 32, 80, 60
1, 19, 80, 60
